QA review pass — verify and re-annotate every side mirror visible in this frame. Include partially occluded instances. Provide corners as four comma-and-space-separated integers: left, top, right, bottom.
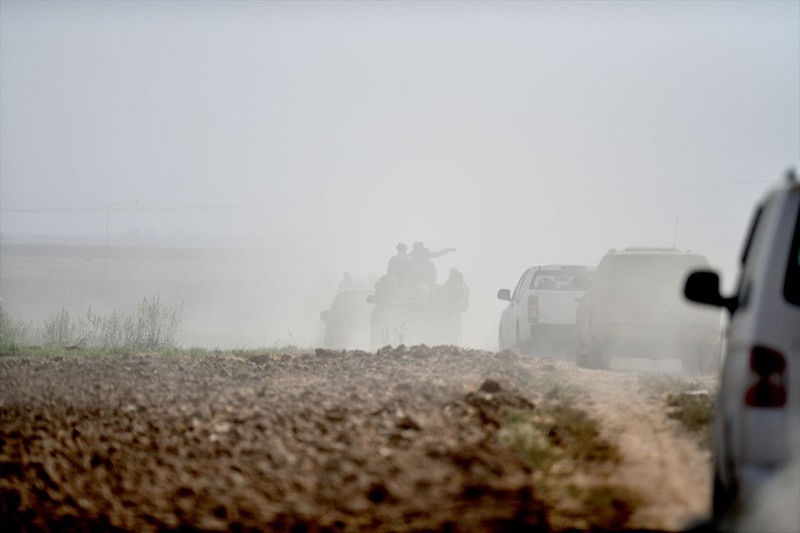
497, 289, 511, 301
684, 270, 737, 314
320, 310, 329, 321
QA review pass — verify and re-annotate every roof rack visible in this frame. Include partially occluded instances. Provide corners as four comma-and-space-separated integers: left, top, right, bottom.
785, 167, 798, 185
621, 246, 680, 252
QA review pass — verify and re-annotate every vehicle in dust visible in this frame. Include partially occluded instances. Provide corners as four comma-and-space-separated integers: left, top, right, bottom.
576, 247, 722, 373
368, 272, 468, 350
320, 288, 373, 351
684, 169, 799, 530
497, 264, 594, 354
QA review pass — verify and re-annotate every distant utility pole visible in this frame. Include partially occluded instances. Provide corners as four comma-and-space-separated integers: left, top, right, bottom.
85, 198, 138, 246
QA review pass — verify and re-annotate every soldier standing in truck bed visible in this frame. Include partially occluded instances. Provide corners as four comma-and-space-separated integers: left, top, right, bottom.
387, 243, 412, 287
409, 242, 457, 287
431, 268, 469, 344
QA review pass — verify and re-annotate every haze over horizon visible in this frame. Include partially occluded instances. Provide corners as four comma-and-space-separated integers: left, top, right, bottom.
1, 0, 798, 349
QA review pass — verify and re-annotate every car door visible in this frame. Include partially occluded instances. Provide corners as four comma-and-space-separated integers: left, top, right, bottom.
509, 268, 534, 346
501, 268, 530, 348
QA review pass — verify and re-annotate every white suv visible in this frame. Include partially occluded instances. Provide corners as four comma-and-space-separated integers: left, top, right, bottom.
685, 169, 800, 530
577, 247, 722, 373
497, 264, 594, 354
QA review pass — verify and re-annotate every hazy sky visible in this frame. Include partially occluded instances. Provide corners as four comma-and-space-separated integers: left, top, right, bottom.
1, 0, 798, 347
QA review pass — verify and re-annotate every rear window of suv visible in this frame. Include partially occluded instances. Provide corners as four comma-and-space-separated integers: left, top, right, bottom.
784, 206, 800, 307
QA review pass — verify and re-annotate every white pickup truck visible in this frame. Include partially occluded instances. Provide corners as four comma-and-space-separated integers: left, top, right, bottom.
497, 264, 594, 354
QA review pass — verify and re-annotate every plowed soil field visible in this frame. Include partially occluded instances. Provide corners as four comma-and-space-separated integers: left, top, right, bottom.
0, 348, 713, 532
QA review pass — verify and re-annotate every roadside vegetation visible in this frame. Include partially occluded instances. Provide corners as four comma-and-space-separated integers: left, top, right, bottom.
638, 374, 714, 446
0, 296, 182, 353
0, 308, 33, 352
665, 392, 713, 445
496, 377, 638, 530
1, 300, 312, 358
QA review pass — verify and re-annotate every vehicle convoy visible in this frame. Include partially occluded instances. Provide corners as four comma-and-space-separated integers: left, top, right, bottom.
320, 288, 373, 350
576, 247, 722, 373
497, 265, 594, 354
684, 169, 800, 530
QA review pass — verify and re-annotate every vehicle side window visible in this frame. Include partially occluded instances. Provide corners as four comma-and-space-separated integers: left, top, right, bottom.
591, 258, 612, 289
740, 206, 763, 266
784, 206, 800, 307
512, 269, 530, 300
736, 204, 769, 306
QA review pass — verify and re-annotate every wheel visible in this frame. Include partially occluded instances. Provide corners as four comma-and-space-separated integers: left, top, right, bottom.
703, 342, 723, 374
588, 341, 610, 370
681, 353, 701, 375
576, 335, 590, 368
712, 465, 734, 525
682, 345, 716, 375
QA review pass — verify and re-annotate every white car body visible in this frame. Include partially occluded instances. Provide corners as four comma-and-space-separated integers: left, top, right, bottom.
497, 264, 594, 353
685, 169, 800, 530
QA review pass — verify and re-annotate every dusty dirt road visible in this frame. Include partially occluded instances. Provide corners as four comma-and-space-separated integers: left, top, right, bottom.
0, 348, 713, 532
564, 366, 713, 531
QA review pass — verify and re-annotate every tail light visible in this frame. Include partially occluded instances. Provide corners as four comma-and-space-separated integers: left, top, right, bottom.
528, 295, 539, 325
745, 346, 787, 408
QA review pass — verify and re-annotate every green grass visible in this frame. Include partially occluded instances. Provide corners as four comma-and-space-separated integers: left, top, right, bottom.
497, 403, 620, 476
637, 374, 714, 445
637, 374, 706, 397
495, 383, 632, 528
666, 392, 713, 440
1, 296, 182, 353
0, 300, 319, 358
566, 484, 639, 530
0, 345, 312, 358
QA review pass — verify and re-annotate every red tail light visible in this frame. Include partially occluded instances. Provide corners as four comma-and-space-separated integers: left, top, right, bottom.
745, 346, 787, 408
528, 295, 539, 325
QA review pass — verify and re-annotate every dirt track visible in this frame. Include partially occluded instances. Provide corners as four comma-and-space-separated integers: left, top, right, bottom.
565, 368, 713, 530
0, 348, 712, 532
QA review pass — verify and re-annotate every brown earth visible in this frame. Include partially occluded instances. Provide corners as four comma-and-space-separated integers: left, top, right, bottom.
0, 348, 713, 532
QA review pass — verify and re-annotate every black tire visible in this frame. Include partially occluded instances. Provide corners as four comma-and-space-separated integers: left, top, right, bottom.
589, 341, 610, 370
705, 343, 723, 374
682, 353, 701, 375
683, 345, 716, 375
576, 335, 590, 368
712, 466, 734, 525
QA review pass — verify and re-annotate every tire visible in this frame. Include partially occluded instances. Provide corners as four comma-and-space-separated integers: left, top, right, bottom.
712, 465, 734, 525
576, 335, 590, 368
576, 349, 589, 368
682, 345, 716, 375
705, 343, 723, 374
588, 341, 610, 370
681, 353, 701, 375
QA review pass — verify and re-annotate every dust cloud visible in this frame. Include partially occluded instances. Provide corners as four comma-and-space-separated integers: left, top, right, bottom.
1, 1, 798, 350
